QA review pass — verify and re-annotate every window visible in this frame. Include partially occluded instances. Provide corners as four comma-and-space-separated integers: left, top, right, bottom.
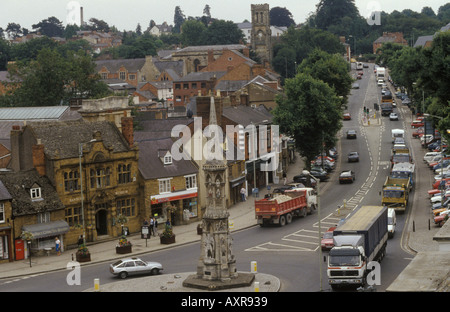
159, 178, 171, 194
183, 83, 189, 90
185, 174, 197, 189
175, 83, 181, 90
192, 83, 197, 89
116, 198, 136, 217
64, 170, 80, 192
164, 154, 172, 165
90, 167, 111, 188
128, 74, 136, 80
0, 203, 4, 223
30, 187, 41, 199
37, 212, 50, 223
65, 206, 81, 226
119, 71, 126, 80
101, 73, 107, 79
118, 164, 132, 184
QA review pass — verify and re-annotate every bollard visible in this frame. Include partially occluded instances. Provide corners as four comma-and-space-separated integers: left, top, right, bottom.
254, 281, 260, 292
413, 221, 415, 232
94, 278, 100, 292
251, 261, 257, 273
228, 220, 234, 230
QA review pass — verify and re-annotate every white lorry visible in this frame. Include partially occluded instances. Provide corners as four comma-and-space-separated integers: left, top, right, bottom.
377, 67, 386, 80
327, 206, 388, 290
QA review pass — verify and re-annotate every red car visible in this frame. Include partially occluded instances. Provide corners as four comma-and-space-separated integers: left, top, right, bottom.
321, 227, 336, 251
343, 113, 351, 120
412, 128, 424, 138
411, 120, 424, 128
434, 211, 449, 227
432, 178, 450, 189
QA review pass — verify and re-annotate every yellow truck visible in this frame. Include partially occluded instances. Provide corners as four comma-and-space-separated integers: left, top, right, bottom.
382, 177, 410, 213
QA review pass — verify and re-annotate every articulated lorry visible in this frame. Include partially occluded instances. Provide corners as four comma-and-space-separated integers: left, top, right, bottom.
382, 177, 410, 212
327, 206, 388, 289
255, 189, 315, 227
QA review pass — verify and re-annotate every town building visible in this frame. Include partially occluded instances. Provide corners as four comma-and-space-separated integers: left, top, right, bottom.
373, 32, 408, 53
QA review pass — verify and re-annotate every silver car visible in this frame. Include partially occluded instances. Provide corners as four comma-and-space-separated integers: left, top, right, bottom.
110, 257, 163, 279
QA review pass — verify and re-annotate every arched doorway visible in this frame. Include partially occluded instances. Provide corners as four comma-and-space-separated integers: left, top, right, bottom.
96, 208, 108, 236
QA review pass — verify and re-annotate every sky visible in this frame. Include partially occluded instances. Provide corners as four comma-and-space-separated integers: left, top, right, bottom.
0, 0, 448, 32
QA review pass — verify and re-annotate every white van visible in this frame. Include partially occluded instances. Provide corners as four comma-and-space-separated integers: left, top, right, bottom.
388, 208, 396, 238
424, 152, 441, 163
392, 129, 404, 143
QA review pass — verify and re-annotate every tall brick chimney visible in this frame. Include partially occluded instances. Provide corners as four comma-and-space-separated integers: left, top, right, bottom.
32, 139, 46, 176
10, 125, 22, 172
121, 117, 134, 148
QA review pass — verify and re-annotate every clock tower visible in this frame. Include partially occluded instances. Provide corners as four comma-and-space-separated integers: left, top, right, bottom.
251, 4, 272, 66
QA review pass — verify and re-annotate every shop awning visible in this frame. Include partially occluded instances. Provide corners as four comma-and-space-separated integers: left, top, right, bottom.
22, 220, 70, 239
150, 188, 198, 205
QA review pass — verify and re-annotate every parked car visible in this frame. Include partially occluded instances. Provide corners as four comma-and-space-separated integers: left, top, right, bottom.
411, 119, 424, 128
352, 82, 360, 89
346, 130, 357, 139
347, 151, 359, 162
389, 113, 399, 121
321, 227, 336, 251
110, 257, 163, 279
339, 170, 355, 184
292, 175, 317, 187
434, 210, 449, 227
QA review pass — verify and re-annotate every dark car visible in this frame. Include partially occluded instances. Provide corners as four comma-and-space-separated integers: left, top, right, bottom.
346, 130, 357, 139
347, 152, 359, 162
339, 170, 355, 184
110, 257, 163, 279
310, 168, 329, 181
293, 175, 317, 187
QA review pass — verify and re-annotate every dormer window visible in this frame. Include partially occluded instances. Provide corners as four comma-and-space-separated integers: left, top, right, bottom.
163, 151, 172, 165
30, 183, 42, 200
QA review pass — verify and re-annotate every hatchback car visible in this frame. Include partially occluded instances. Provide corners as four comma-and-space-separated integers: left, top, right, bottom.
110, 257, 163, 279
347, 152, 359, 162
339, 170, 355, 184
343, 112, 351, 120
321, 227, 336, 251
346, 130, 357, 139
389, 113, 399, 121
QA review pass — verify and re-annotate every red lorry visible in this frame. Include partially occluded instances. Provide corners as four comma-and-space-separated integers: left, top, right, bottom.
255, 190, 310, 227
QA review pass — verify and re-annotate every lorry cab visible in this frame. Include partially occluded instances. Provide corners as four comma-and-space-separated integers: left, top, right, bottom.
387, 208, 396, 238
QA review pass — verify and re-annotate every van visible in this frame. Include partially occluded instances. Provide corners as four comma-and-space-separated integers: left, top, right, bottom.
388, 208, 396, 238
424, 152, 441, 163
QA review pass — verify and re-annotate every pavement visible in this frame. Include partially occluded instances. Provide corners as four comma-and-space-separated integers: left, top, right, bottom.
0, 110, 443, 292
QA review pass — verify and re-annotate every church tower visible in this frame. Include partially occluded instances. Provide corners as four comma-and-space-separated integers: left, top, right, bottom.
251, 4, 272, 66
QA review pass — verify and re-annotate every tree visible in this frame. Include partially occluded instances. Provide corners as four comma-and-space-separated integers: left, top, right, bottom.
270, 7, 295, 27
5, 23, 23, 39
273, 73, 342, 167
203, 20, 244, 45
174, 6, 186, 33
32, 17, 64, 37
180, 20, 207, 46
298, 49, 352, 108
87, 18, 110, 32
314, 0, 359, 31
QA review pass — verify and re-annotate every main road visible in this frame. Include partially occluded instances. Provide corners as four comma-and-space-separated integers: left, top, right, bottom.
0, 65, 421, 292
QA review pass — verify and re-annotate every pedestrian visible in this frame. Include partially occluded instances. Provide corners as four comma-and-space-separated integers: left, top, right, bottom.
150, 217, 154, 236
240, 187, 246, 202
77, 235, 83, 247
153, 216, 158, 236
55, 237, 61, 256
283, 171, 287, 185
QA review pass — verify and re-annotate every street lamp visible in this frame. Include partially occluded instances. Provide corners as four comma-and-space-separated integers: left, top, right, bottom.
303, 169, 322, 291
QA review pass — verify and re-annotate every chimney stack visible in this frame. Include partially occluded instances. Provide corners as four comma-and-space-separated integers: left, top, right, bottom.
121, 117, 134, 148
80, 7, 84, 27
32, 139, 46, 176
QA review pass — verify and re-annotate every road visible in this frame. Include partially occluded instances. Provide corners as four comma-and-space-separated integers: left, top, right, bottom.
0, 64, 426, 292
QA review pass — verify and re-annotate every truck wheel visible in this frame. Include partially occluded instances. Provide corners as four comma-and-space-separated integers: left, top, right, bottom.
301, 208, 307, 218
279, 215, 286, 226
286, 213, 292, 224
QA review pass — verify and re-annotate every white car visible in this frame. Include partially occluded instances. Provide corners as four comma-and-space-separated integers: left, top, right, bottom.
424, 152, 441, 162
389, 113, 399, 121
110, 257, 163, 279
377, 79, 384, 86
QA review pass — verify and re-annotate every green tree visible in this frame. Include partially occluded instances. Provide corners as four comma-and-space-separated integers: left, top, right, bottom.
203, 20, 244, 45
273, 73, 342, 167
298, 49, 352, 108
314, 0, 359, 31
32, 17, 64, 37
174, 6, 186, 33
270, 7, 296, 27
180, 20, 207, 46
0, 38, 10, 70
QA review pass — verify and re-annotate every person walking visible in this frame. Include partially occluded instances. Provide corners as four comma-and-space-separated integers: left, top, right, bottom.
240, 187, 246, 202
283, 171, 287, 185
150, 217, 154, 236
55, 237, 61, 256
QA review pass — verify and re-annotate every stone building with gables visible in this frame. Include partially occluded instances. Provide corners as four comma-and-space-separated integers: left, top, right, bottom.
9, 118, 140, 245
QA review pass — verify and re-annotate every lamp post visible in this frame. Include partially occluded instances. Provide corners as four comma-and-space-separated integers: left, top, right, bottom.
303, 170, 322, 291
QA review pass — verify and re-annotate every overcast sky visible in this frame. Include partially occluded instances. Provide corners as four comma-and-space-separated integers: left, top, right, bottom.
1, 0, 448, 32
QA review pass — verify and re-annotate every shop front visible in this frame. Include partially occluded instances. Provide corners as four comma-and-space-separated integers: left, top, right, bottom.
150, 188, 198, 225
22, 220, 70, 256
0, 227, 12, 263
